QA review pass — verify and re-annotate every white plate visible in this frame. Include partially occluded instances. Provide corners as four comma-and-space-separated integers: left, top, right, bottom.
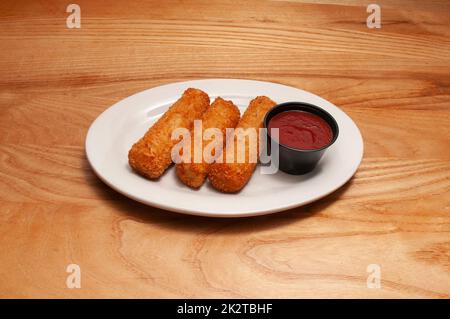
86, 79, 363, 217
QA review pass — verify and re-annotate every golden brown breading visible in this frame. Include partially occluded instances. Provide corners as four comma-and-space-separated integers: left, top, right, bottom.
128, 88, 209, 179
208, 96, 276, 193
176, 97, 240, 188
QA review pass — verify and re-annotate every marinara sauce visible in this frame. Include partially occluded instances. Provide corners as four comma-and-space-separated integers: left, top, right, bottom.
268, 111, 333, 150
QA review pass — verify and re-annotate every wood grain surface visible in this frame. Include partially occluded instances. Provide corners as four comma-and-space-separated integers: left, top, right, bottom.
1, 0, 449, 298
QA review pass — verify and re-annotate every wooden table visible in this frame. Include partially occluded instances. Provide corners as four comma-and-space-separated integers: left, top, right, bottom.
1, 0, 449, 298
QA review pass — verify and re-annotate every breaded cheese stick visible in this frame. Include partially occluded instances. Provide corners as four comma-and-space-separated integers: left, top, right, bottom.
208, 96, 276, 193
128, 88, 209, 179
176, 97, 240, 188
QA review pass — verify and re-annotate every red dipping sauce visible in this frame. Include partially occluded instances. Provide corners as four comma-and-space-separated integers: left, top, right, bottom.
268, 111, 333, 150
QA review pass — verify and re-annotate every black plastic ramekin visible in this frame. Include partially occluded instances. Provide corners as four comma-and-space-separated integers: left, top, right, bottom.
263, 102, 339, 175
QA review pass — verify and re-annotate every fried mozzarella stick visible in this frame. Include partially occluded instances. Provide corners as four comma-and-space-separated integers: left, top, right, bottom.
208, 96, 276, 193
176, 97, 240, 188
128, 88, 209, 179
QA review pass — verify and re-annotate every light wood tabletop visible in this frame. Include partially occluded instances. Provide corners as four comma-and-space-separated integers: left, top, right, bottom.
1, 0, 449, 298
